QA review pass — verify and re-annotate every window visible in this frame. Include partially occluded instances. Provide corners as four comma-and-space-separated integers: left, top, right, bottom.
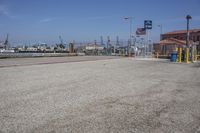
193, 36, 196, 41
197, 36, 200, 41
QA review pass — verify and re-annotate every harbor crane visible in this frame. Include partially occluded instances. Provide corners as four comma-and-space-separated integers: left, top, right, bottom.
57, 35, 65, 49
100, 36, 104, 47
59, 35, 64, 45
4, 34, 9, 50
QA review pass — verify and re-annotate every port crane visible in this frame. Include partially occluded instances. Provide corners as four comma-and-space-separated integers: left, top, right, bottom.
59, 35, 63, 46
57, 35, 65, 49
4, 34, 9, 50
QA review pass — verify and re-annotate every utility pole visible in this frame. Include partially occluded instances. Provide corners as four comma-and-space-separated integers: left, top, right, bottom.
158, 24, 163, 41
100, 36, 104, 46
116, 36, 119, 47
107, 36, 110, 55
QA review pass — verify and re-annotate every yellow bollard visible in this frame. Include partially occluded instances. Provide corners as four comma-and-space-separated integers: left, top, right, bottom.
176, 48, 178, 62
195, 51, 197, 61
185, 48, 189, 64
190, 47, 197, 62
192, 48, 194, 62
179, 48, 182, 63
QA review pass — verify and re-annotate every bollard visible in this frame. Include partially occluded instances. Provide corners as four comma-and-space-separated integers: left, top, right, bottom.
179, 48, 182, 63
156, 52, 159, 59
186, 48, 189, 64
191, 47, 196, 62
176, 48, 178, 62
195, 50, 197, 61
192, 47, 194, 62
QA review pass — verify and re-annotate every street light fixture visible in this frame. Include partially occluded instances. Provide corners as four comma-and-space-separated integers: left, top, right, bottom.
124, 17, 133, 57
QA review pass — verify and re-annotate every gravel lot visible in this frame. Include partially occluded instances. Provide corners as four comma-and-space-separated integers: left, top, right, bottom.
0, 56, 200, 133
0, 56, 120, 68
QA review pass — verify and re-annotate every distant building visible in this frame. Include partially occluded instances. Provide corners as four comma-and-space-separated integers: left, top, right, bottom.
154, 29, 200, 55
85, 44, 104, 50
26, 47, 38, 52
0, 49, 14, 53
85, 44, 104, 55
0, 41, 4, 49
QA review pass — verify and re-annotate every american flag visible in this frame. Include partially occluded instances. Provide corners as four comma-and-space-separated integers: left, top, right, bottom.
136, 28, 146, 35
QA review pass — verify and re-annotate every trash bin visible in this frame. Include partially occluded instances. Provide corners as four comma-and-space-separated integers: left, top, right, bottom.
171, 52, 177, 62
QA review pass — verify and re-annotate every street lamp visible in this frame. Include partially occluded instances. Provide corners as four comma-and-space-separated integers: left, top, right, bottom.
185, 15, 192, 63
158, 24, 163, 41
186, 15, 192, 47
124, 17, 133, 57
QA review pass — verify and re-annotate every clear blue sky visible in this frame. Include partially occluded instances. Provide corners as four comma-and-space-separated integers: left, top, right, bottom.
0, 0, 200, 45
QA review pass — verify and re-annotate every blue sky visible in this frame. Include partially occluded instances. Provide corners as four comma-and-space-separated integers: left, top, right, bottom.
0, 0, 200, 45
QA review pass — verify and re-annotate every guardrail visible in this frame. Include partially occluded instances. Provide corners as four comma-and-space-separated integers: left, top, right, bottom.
0, 53, 77, 58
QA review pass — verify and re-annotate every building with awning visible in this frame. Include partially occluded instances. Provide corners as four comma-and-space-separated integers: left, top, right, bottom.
154, 29, 200, 55
154, 38, 189, 55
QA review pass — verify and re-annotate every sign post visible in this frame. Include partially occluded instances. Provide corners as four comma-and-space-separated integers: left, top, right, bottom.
144, 20, 152, 57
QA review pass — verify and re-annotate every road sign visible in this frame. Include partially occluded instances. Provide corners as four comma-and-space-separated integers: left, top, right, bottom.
144, 20, 152, 29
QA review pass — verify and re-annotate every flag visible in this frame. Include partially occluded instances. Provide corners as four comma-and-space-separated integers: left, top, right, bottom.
136, 28, 146, 35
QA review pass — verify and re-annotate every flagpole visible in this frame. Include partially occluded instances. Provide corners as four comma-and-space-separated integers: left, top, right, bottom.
124, 17, 133, 57
136, 28, 146, 57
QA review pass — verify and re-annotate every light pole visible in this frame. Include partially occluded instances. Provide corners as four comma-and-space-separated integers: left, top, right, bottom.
124, 17, 133, 57
185, 15, 192, 63
186, 15, 192, 47
158, 24, 163, 41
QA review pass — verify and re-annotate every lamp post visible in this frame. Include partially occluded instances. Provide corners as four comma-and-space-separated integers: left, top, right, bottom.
158, 24, 163, 41
186, 15, 192, 47
185, 15, 192, 63
124, 17, 133, 57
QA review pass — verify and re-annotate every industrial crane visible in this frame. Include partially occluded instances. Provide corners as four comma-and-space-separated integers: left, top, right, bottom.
59, 35, 63, 46
57, 35, 65, 49
4, 34, 9, 50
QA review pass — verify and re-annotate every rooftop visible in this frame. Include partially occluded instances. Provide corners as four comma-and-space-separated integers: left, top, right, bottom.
159, 38, 188, 45
164, 29, 200, 35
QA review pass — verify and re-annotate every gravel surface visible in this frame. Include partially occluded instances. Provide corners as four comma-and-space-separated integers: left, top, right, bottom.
0, 57, 200, 133
0, 56, 120, 68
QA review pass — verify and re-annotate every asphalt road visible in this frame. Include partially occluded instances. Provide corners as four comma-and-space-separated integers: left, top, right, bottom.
0, 57, 200, 133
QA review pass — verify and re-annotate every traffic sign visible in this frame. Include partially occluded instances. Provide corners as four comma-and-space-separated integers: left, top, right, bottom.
144, 20, 152, 29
